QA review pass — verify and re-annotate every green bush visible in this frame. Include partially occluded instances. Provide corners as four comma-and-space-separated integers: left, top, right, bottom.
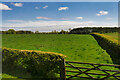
2, 47, 66, 78
90, 33, 120, 65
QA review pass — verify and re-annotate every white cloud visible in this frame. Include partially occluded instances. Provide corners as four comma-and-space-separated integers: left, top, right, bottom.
35, 7, 39, 9
96, 14, 101, 16
61, 18, 69, 20
100, 11, 108, 15
7, 20, 24, 22
58, 7, 69, 11
0, 3, 12, 10
106, 17, 112, 20
11, 3, 23, 7
36, 17, 51, 19
96, 11, 108, 16
43, 5, 48, 9
2, 20, 117, 31
76, 17, 83, 20
2, 20, 95, 28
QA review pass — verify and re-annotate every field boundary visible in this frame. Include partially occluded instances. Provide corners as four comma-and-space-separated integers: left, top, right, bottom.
60, 60, 120, 80
2, 47, 66, 57
2, 47, 66, 78
90, 33, 120, 65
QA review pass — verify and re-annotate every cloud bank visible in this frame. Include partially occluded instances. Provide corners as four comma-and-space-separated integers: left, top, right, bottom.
2, 20, 117, 31
3, 20, 95, 27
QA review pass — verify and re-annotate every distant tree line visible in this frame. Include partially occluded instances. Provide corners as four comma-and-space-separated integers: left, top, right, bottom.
0, 29, 69, 34
69, 27, 119, 34
0, 27, 119, 34
35, 30, 69, 34
1, 29, 34, 34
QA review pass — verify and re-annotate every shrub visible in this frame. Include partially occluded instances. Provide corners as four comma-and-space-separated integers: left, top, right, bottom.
2, 47, 66, 78
90, 33, 120, 65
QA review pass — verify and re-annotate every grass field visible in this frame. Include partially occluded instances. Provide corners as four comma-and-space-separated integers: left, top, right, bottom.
2, 34, 113, 64
103, 32, 118, 40
2, 34, 119, 79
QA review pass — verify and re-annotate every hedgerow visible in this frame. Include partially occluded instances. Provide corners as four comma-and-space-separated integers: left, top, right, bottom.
90, 33, 120, 65
2, 47, 66, 78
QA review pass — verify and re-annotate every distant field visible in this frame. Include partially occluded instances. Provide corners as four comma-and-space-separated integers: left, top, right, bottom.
103, 32, 118, 40
2, 34, 112, 64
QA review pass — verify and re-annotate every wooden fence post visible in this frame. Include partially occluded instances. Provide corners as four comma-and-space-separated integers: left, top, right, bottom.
60, 59, 66, 80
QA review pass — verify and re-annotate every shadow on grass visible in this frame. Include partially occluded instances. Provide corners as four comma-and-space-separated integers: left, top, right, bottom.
2, 61, 32, 79
2, 78, 62, 80
2, 62, 60, 80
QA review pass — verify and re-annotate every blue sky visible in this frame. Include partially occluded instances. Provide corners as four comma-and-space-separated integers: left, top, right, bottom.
1, 2, 118, 32
0, 0, 119, 2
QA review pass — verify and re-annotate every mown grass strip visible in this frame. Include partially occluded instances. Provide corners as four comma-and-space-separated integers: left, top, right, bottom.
90, 32, 119, 45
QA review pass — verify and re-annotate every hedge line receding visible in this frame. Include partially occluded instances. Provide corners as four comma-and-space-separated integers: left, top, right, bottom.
90, 33, 120, 65
2, 47, 66, 78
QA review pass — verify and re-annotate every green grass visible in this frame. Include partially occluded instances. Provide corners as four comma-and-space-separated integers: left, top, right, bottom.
2, 34, 119, 79
2, 74, 17, 78
2, 74, 27, 80
2, 34, 112, 64
103, 32, 118, 40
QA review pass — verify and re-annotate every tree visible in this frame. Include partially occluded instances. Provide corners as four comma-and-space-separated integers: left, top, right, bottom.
60, 29, 67, 34
35, 31, 39, 34
69, 28, 72, 32
7, 29, 16, 34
